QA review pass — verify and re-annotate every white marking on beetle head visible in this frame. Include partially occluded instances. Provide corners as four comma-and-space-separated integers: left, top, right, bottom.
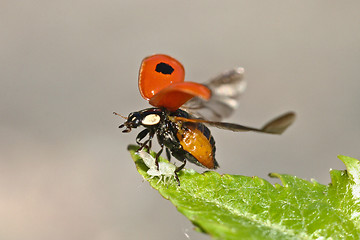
142, 114, 161, 125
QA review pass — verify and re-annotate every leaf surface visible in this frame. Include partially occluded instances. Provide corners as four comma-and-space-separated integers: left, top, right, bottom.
128, 145, 360, 240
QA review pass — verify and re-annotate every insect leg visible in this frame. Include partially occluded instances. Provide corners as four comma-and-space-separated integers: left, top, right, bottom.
166, 148, 172, 161
155, 136, 165, 169
176, 161, 186, 172
148, 137, 152, 152
174, 161, 186, 186
174, 174, 180, 186
138, 130, 155, 152
136, 129, 150, 145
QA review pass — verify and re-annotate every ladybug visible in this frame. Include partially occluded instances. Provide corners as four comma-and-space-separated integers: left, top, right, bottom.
116, 54, 295, 183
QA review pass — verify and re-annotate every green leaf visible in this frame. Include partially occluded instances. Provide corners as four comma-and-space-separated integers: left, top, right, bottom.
128, 145, 360, 240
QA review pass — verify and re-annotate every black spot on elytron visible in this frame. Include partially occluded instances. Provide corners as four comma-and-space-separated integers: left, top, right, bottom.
155, 62, 174, 75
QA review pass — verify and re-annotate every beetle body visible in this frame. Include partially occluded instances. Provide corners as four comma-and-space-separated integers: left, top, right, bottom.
121, 107, 218, 169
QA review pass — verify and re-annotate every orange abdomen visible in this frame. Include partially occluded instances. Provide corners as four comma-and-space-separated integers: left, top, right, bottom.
177, 124, 217, 169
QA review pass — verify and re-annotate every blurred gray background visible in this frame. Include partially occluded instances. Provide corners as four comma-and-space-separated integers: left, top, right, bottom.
1, 1, 360, 239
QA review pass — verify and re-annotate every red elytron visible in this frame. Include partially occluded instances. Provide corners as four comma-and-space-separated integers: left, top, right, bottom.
138, 54, 211, 111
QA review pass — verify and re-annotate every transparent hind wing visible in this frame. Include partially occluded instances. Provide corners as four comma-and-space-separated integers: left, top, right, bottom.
174, 112, 296, 135
182, 67, 246, 121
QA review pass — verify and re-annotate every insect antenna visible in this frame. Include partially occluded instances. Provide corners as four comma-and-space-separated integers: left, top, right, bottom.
113, 112, 128, 119
114, 112, 132, 132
